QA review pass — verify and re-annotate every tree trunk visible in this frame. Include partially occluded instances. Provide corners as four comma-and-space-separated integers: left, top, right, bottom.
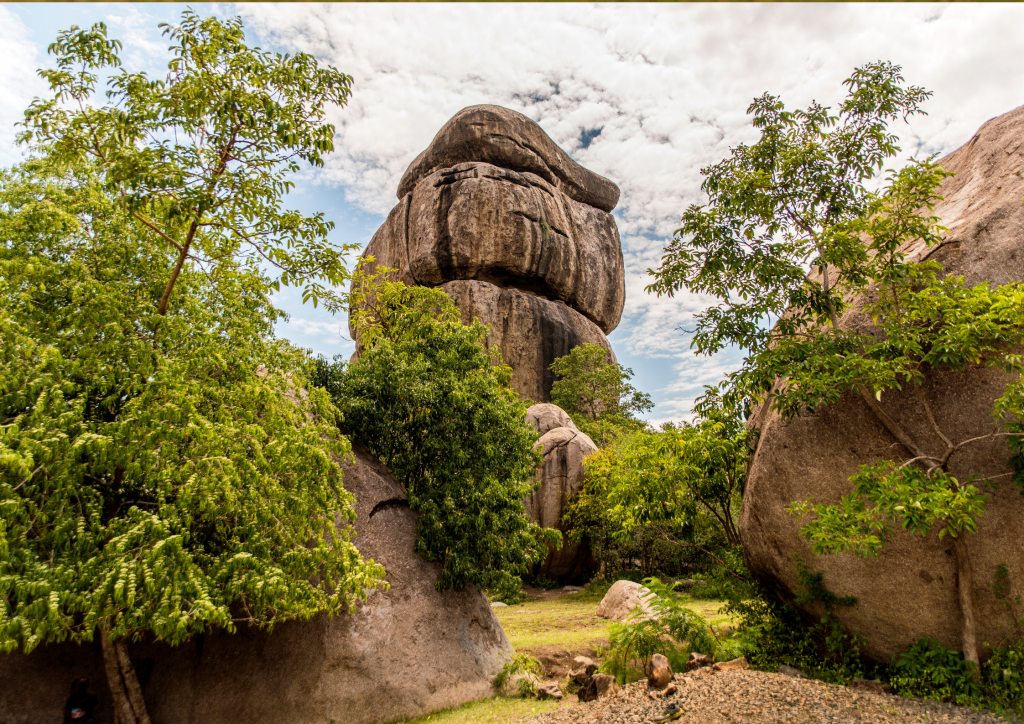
100, 627, 153, 724
951, 534, 980, 675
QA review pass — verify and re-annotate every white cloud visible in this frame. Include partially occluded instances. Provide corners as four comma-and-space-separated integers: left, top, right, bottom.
5, 3, 1023, 419
0, 7, 45, 167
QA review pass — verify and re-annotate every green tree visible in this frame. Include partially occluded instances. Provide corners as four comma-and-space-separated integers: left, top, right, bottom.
549, 342, 653, 447
647, 61, 1024, 669
1, 13, 378, 724
314, 274, 560, 598
564, 392, 747, 576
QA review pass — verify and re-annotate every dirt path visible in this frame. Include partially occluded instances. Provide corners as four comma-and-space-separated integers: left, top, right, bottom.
526, 667, 1008, 724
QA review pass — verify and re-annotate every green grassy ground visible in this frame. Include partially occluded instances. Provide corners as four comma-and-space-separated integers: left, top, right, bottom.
399, 588, 730, 724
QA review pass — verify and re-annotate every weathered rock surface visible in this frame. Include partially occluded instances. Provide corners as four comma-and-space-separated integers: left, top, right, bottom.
525, 406, 598, 580
528, 403, 579, 435
362, 159, 625, 335
646, 653, 674, 689
595, 580, 656, 622
740, 105, 1024, 661
0, 444, 512, 724
443, 281, 615, 402
397, 105, 620, 214
352, 105, 626, 403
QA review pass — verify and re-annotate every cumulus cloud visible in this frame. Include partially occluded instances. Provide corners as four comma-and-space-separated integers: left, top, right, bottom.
0, 7, 45, 167
5, 3, 1023, 421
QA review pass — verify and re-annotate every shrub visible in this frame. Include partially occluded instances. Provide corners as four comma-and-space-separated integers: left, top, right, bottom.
494, 653, 542, 697
891, 637, 981, 705
601, 577, 718, 683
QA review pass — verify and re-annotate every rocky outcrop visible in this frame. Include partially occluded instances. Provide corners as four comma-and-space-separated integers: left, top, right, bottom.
0, 445, 512, 724
354, 105, 625, 402
740, 105, 1024, 661
525, 403, 598, 580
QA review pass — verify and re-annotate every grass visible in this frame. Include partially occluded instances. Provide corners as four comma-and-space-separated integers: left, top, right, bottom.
399, 586, 733, 724
394, 697, 562, 724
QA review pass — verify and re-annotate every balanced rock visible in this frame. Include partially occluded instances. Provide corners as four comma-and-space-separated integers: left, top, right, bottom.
525, 406, 598, 579
0, 444, 511, 724
740, 105, 1024, 661
596, 580, 656, 622
353, 105, 626, 403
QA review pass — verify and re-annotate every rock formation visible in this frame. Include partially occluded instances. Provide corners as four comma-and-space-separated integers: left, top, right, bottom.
525, 403, 598, 580
354, 105, 626, 402
740, 105, 1024, 661
596, 580, 656, 623
0, 444, 512, 724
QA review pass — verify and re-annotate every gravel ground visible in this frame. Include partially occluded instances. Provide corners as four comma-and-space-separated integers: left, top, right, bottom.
527, 668, 1011, 724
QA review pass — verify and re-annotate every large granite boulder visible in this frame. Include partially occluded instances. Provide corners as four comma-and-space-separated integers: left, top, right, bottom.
443, 280, 614, 403
525, 404, 598, 580
740, 105, 1024, 661
353, 105, 626, 402
0, 444, 512, 724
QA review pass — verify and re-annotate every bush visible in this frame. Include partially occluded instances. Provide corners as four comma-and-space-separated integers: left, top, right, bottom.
601, 577, 718, 683
314, 277, 560, 597
891, 637, 981, 705
494, 653, 542, 697
982, 638, 1024, 717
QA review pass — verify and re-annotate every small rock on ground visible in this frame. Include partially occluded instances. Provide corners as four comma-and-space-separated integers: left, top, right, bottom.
525, 668, 1008, 724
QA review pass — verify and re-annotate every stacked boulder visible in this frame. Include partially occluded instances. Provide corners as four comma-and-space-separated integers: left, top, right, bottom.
353, 104, 626, 403
741, 105, 1024, 661
525, 404, 599, 580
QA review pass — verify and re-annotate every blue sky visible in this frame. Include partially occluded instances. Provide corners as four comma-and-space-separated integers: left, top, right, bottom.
3, 3, 1023, 423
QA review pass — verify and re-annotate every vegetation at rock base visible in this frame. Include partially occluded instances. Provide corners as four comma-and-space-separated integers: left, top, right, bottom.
549, 342, 653, 448
647, 59, 1024, 675
0, 10, 382, 724
313, 271, 560, 599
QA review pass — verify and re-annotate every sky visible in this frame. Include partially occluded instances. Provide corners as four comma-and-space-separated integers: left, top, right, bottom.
3, 3, 1023, 424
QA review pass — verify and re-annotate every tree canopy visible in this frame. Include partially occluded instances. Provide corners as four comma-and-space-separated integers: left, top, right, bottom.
549, 342, 653, 447
647, 60, 1024, 669
1, 12, 377, 724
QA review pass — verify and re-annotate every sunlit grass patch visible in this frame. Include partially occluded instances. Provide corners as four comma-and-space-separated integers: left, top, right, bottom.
396, 696, 562, 724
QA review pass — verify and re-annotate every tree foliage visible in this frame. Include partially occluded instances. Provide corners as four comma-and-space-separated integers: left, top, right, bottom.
0, 160, 383, 656
549, 342, 653, 447
564, 391, 747, 576
647, 60, 1024, 667
314, 274, 560, 597
19, 10, 357, 316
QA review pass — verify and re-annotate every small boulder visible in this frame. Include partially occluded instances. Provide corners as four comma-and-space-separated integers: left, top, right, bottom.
663, 683, 678, 697
712, 657, 749, 672
502, 672, 540, 697
578, 673, 619, 701
562, 585, 583, 594
490, 601, 508, 608
778, 664, 807, 679
536, 681, 563, 700
685, 652, 711, 672
646, 653, 673, 689
596, 580, 655, 622
573, 655, 598, 676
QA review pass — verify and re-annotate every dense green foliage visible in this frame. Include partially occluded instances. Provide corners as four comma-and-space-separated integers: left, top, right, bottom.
602, 577, 718, 683
563, 392, 746, 579
0, 158, 382, 654
1, 14, 379, 723
313, 276, 559, 597
549, 342, 652, 448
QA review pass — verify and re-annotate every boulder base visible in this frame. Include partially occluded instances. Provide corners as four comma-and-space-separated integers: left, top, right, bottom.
0, 445, 512, 724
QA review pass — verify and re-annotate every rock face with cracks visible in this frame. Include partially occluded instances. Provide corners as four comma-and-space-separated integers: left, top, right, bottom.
740, 105, 1024, 662
525, 404, 598, 580
354, 105, 625, 403
0, 444, 512, 724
